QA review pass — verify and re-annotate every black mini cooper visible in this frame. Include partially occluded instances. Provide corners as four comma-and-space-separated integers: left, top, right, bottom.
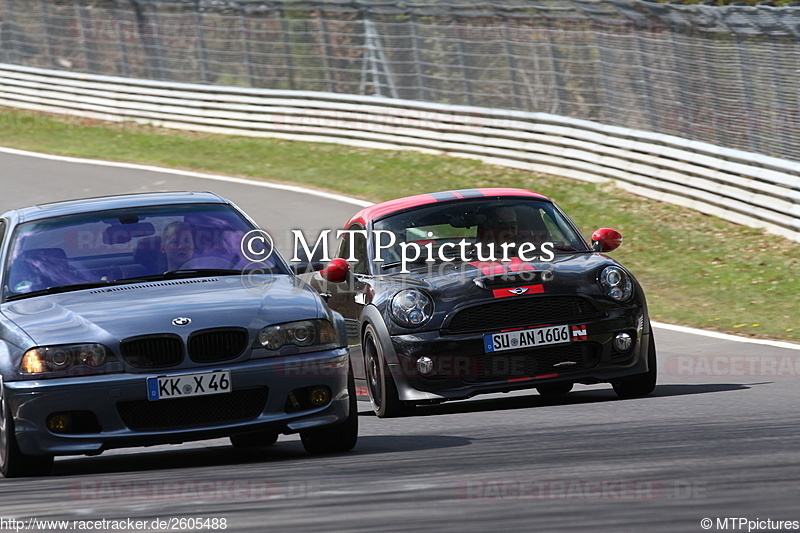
297, 188, 655, 417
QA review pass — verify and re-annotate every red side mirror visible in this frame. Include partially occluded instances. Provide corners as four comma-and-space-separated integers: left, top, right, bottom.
591, 228, 623, 252
320, 258, 350, 283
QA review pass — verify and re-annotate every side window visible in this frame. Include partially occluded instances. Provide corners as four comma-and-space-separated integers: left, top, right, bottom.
336, 224, 368, 275
0, 219, 6, 247
351, 230, 368, 274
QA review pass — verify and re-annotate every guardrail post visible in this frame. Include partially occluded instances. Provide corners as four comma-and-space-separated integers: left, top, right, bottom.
733, 32, 759, 153
455, 15, 475, 106
408, 10, 427, 102
278, 6, 296, 91
545, 16, 567, 116
2, 0, 19, 64
500, 12, 522, 111
631, 22, 658, 132
38, 0, 58, 70
111, 0, 130, 78
193, 0, 211, 84
76, 0, 99, 75
129, 0, 164, 81
316, 6, 335, 93
239, 5, 257, 87
666, 30, 690, 139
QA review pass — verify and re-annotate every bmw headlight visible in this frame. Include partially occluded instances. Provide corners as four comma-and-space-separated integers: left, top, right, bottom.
21, 344, 119, 377
390, 289, 433, 328
599, 266, 633, 301
258, 319, 338, 352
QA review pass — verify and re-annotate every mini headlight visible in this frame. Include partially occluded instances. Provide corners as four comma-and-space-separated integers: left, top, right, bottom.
258, 319, 338, 352
599, 266, 633, 301
21, 344, 116, 376
390, 289, 433, 328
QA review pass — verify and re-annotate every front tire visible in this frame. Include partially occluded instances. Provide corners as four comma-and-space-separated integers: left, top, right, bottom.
0, 389, 53, 478
613, 329, 657, 399
300, 369, 358, 455
363, 324, 412, 418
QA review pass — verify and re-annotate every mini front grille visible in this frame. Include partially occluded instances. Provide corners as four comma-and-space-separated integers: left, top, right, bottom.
117, 388, 268, 431
188, 328, 249, 363
464, 342, 601, 382
445, 296, 601, 334
120, 334, 183, 368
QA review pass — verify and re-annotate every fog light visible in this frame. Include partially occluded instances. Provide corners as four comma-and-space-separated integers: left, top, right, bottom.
309, 387, 331, 406
613, 332, 633, 352
48, 413, 72, 433
417, 356, 434, 375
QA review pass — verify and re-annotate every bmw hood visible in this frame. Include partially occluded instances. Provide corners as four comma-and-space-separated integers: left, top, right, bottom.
1, 275, 324, 347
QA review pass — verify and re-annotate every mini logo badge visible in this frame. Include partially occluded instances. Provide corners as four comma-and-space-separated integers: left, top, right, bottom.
508, 287, 528, 295
172, 317, 191, 327
553, 361, 578, 367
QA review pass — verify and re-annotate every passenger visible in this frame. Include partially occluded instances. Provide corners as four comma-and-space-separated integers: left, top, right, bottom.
161, 221, 195, 270
181, 228, 242, 269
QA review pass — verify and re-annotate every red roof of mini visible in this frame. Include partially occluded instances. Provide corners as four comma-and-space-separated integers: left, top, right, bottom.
345, 188, 550, 227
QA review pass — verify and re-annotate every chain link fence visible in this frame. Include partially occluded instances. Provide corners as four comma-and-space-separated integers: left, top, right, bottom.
2, 0, 800, 162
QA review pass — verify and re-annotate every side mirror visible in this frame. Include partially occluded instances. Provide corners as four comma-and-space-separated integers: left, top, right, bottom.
319, 258, 350, 283
591, 228, 622, 252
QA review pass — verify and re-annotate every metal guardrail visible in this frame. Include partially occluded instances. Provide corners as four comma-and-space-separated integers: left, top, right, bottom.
1, 62, 799, 243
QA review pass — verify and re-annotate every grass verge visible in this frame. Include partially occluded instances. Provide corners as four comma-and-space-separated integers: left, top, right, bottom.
0, 108, 797, 342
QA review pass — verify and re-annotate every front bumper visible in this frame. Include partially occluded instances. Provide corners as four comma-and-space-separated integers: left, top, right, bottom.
5, 349, 350, 457
387, 308, 649, 402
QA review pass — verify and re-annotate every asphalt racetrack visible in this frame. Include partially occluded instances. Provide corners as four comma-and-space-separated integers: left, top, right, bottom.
1, 150, 799, 533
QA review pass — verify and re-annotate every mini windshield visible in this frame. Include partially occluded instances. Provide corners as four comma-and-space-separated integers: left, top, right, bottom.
372, 198, 589, 271
4, 203, 285, 300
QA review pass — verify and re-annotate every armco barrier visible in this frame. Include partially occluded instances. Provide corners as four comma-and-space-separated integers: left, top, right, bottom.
1, 62, 798, 243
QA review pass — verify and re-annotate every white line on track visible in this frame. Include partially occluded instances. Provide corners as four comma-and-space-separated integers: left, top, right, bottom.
0, 146, 373, 208
3, 145, 798, 351
652, 322, 800, 351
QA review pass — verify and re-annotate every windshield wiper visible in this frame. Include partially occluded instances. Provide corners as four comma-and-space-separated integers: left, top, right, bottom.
6, 281, 114, 301
113, 269, 243, 283
551, 245, 588, 252
380, 259, 434, 270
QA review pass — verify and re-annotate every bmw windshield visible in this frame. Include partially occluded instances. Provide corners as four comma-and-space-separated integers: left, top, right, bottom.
4, 203, 286, 301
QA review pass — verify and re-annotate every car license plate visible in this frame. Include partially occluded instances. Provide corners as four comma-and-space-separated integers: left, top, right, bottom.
147, 370, 231, 401
484, 325, 571, 353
